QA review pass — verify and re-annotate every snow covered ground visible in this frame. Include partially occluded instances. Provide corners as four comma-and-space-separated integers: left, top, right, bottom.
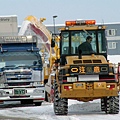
0, 55, 120, 120
0, 99, 119, 120
108, 55, 120, 64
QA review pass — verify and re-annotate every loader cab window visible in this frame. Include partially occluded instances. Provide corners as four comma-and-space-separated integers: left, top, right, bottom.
60, 30, 107, 56
61, 32, 69, 54
71, 31, 97, 54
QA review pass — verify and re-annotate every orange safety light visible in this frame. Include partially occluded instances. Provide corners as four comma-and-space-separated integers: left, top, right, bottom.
65, 21, 76, 26
65, 20, 96, 26
85, 20, 96, 25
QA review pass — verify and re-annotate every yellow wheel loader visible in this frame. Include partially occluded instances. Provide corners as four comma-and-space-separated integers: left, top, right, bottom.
45, 19, 120, 115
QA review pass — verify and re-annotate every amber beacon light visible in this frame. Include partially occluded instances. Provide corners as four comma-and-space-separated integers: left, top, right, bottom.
65, 20, 96, 26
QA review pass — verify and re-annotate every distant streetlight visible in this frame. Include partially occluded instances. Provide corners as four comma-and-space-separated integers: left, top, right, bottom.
53, 15, 58, 35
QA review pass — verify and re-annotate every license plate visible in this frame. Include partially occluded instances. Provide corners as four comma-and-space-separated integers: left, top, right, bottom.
78, 75, 99, 81
14, 89, 26, 95
73, 83, 86, 89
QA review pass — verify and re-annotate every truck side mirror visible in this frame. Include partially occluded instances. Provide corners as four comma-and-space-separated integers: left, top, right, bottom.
51, 39, 55, 47
33, 61, 37, 66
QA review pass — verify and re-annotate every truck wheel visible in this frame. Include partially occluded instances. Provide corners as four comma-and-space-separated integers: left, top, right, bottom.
101, 97, 107, 111
53, 80, 68, 115
44, 80, 48, 102
46, 91, 52, 102
21, 100, 33, 104
45, 91, 48, 102
105, 96, 119, 114
34, 102, 42, 106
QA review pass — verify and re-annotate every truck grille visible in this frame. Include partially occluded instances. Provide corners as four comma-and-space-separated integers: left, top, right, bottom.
4, 70, 32, 86
7, 82, 31, 86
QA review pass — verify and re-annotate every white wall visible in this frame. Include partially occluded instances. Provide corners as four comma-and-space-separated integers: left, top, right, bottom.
0, 15, 18, 36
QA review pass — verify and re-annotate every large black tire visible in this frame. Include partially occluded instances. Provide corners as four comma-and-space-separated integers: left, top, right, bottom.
101, 97, 107, 111
44, 79, 48, 102
34, 102, 42, 106
53, 80, 68, 115
45, 91, 52, 102
105, 96, 119, 114
45, 91, 48, 102
21, 100, 33, 104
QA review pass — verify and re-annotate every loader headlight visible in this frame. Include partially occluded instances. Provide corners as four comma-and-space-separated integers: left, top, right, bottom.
70, 66, 79, 74
67, 77, 77, 82
71, 68, 78, 73
98, 25, 103, 29
101, 66, 108, 72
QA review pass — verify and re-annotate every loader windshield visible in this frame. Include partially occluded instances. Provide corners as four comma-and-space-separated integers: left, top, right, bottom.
60, 30, 107, 56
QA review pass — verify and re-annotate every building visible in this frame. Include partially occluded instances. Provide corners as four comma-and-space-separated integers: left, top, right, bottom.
105, 23, 120, 55
0, 15, 18, 36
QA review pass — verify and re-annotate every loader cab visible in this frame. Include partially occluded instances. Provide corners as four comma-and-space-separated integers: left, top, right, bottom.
59, 20, 107, 65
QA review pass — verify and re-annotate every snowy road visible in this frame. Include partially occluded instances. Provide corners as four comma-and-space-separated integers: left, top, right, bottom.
0, 99, 119, 120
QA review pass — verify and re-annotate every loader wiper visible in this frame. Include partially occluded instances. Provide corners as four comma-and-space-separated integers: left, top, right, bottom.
82, 29, 91, 36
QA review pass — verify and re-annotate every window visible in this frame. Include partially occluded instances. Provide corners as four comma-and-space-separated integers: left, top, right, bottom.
107, 29, 116, 36
60, 30, 107, 55
98, 32, 106, 53
0, 51, 40, 67
61, 32, 69, 54
108, 42, 116, 49
71, 31, 97, 54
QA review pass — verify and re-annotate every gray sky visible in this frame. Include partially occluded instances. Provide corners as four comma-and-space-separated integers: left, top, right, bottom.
0, 0, 120, 25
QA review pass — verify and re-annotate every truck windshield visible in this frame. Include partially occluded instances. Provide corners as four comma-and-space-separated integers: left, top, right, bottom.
61, 30, 107, 55
0, 51, 41, 68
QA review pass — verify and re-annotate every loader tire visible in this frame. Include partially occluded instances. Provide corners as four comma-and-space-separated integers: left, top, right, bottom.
105, 96, 119, 114
53, 80, 68, 115
101, 97, 107, 111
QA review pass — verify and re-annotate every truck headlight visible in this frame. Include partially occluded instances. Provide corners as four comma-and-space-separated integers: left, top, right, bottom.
67, 77, 77, 82
33, 81, 44, 86
33, 82, 40, 86
33, 89, 44, 93
0, 84, 5, 88
0, 90, 6, 96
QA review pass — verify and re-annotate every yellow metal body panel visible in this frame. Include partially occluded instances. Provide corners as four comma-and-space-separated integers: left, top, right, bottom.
61, 82, 118, 100
66, 55, 107, 65
94, 82, 106, 89
60, 25, 106, 31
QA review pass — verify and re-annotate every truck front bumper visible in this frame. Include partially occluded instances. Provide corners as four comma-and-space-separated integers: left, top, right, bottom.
0, 87, 45, 104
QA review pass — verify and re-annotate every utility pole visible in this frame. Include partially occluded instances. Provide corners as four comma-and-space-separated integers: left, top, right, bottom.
53, 15, 57, 36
